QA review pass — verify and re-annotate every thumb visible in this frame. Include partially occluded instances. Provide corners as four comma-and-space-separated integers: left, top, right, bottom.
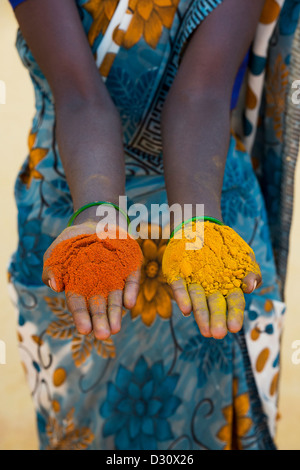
242, 272, 262, 294
42, 265, 64, 293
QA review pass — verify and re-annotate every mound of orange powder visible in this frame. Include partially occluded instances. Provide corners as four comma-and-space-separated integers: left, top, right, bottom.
45, 233, 143, 299
162, 222, 260, 297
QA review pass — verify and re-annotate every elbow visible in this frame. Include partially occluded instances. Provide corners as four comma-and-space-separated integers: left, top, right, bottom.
53, 76, 118, 119
55, 90, 113, 112
55, 91, 122, 128
162, 87, 231, 123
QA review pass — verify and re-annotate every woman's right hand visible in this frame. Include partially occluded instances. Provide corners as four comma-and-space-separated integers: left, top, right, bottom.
42, 220, 141, 341
15, 0, 130, 339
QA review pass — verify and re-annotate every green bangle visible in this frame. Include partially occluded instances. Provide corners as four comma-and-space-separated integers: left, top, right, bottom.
169, 216, 224, 241
67, 201, 131, 233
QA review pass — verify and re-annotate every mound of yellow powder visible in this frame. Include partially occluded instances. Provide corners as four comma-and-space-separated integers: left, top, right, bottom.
162, 221, 260, 297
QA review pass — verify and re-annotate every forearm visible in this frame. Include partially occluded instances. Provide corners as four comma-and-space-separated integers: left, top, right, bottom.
161, 0, 265, 227
56, 96, 125, 221
14, 0, 125, 225
162, 92, 229, 222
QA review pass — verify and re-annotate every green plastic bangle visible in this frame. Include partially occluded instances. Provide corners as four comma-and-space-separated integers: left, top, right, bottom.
169, 216, 224, 241
67, 201, 131, 233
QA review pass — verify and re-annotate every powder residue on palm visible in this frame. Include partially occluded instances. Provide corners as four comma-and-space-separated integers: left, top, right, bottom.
45, 232, 143, 299
162, 221, 260, 296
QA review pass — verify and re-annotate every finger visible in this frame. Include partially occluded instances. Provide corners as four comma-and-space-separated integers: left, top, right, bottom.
88, 295, 111, 340
108, 290, 123, 335
226, 288, 245, 334
171, 278, 192, 316
123, 268, 141, 310
242, 271, 262, 294
42, 266, 63, 292
42, 238, 68, 292
188, 284, 211, 337
66, 292, 92, 335
207, 292, 227, 339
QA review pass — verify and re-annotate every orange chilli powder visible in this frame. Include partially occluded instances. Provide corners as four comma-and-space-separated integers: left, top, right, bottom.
44, 232, 143, 299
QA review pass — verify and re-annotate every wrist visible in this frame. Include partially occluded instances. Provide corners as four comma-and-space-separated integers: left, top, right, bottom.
71, 201, 129, 233
169, 202, 223, 233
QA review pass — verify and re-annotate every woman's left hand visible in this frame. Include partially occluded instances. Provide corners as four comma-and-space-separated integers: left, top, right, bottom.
169, 255, 262, 340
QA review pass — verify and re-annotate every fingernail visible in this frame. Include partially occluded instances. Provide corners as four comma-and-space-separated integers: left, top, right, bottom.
250, 280, 257, 294
95, 329, 110, 340
48, 280, 56, 292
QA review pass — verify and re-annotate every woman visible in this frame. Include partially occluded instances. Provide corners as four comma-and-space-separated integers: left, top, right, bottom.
8, 0, 298, 450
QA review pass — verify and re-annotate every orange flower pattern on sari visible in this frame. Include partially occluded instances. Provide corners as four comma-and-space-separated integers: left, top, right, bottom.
83, 0, 119, 46
120, 0, 180, 49
44, 296, 116, 366
131, 225, 173, 326
217, 379, 253, 450
46, 408, 94, 450
20, 131, 48, 189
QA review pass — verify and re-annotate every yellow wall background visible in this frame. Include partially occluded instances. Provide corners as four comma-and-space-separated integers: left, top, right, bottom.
0, 0, 299, 450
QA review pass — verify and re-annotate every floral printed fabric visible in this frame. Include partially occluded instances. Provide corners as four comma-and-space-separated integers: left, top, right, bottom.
8, 0, 297, 450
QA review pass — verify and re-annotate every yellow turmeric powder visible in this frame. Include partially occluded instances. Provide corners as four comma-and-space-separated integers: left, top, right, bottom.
162, 221, 260, 297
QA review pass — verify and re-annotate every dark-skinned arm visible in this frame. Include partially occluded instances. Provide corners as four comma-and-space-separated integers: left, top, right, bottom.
14, 0, 140, 340
162, 0, 264, 221
15, 0, 125, 222
161, 0, 265, 338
